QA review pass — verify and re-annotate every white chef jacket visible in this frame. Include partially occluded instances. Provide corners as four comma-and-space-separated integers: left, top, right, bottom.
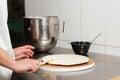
0, 0, 15, 80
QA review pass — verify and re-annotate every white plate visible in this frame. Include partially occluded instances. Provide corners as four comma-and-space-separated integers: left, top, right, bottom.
40, 61, 95, 72
41, 54, 89, 65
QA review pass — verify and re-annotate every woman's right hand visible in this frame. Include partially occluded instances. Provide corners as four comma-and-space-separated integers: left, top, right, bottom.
13, 59, 39, 73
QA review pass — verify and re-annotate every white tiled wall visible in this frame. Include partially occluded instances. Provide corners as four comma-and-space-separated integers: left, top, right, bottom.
25, 0, 42, 16
59, 0, 81, 41
106, 0, 120, 56
41, 0, 59, 16
58, 0, 120, 56
106, 0, 120, 47
80, 0, 106, 44
80, 0, 106, 54
25, 0, 120, 56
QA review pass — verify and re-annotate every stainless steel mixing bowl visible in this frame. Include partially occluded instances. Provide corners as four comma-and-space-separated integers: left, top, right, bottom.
24, 16, 59, 52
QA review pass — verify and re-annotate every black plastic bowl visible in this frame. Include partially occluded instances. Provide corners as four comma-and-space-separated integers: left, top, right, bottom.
70, 41, 91, 56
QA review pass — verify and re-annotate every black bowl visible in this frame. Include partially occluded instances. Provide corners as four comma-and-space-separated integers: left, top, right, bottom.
70, 41, 91, 56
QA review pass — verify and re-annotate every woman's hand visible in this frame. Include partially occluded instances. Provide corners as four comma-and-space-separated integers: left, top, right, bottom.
13, 58, 39, 73
13, 45, 35, 60
0, 47, 39, 73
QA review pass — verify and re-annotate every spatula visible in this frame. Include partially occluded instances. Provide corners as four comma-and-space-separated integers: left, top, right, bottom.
39, 58, 53, 66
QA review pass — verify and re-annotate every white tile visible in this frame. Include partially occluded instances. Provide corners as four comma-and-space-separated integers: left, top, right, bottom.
89, 44, 106, 54
41, 0, 59, 16
57, 40, 72, 49
106, 46, 120, 57
25, 0, 42, 16
80, 0, 106, 45
106, 0, 120, 47
59, 0, 81, 41
56, 40, 61, 47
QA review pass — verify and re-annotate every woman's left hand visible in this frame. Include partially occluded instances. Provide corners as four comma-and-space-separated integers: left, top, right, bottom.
13, 45, 35, 60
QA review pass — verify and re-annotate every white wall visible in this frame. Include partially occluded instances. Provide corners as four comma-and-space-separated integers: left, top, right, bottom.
25, 0, 120, 57
106, 0, 120, 56
80, 0, 106, 54
25, 0, 42, 16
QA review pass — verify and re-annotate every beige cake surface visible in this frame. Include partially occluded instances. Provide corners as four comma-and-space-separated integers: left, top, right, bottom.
41, 54, 89, 66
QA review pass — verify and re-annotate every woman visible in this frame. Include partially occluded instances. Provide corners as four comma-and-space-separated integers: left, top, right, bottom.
0, 0, 39, 80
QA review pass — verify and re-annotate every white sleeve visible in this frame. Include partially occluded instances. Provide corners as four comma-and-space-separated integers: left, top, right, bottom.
0, 0, 14, 58
0, 0, 14, 80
